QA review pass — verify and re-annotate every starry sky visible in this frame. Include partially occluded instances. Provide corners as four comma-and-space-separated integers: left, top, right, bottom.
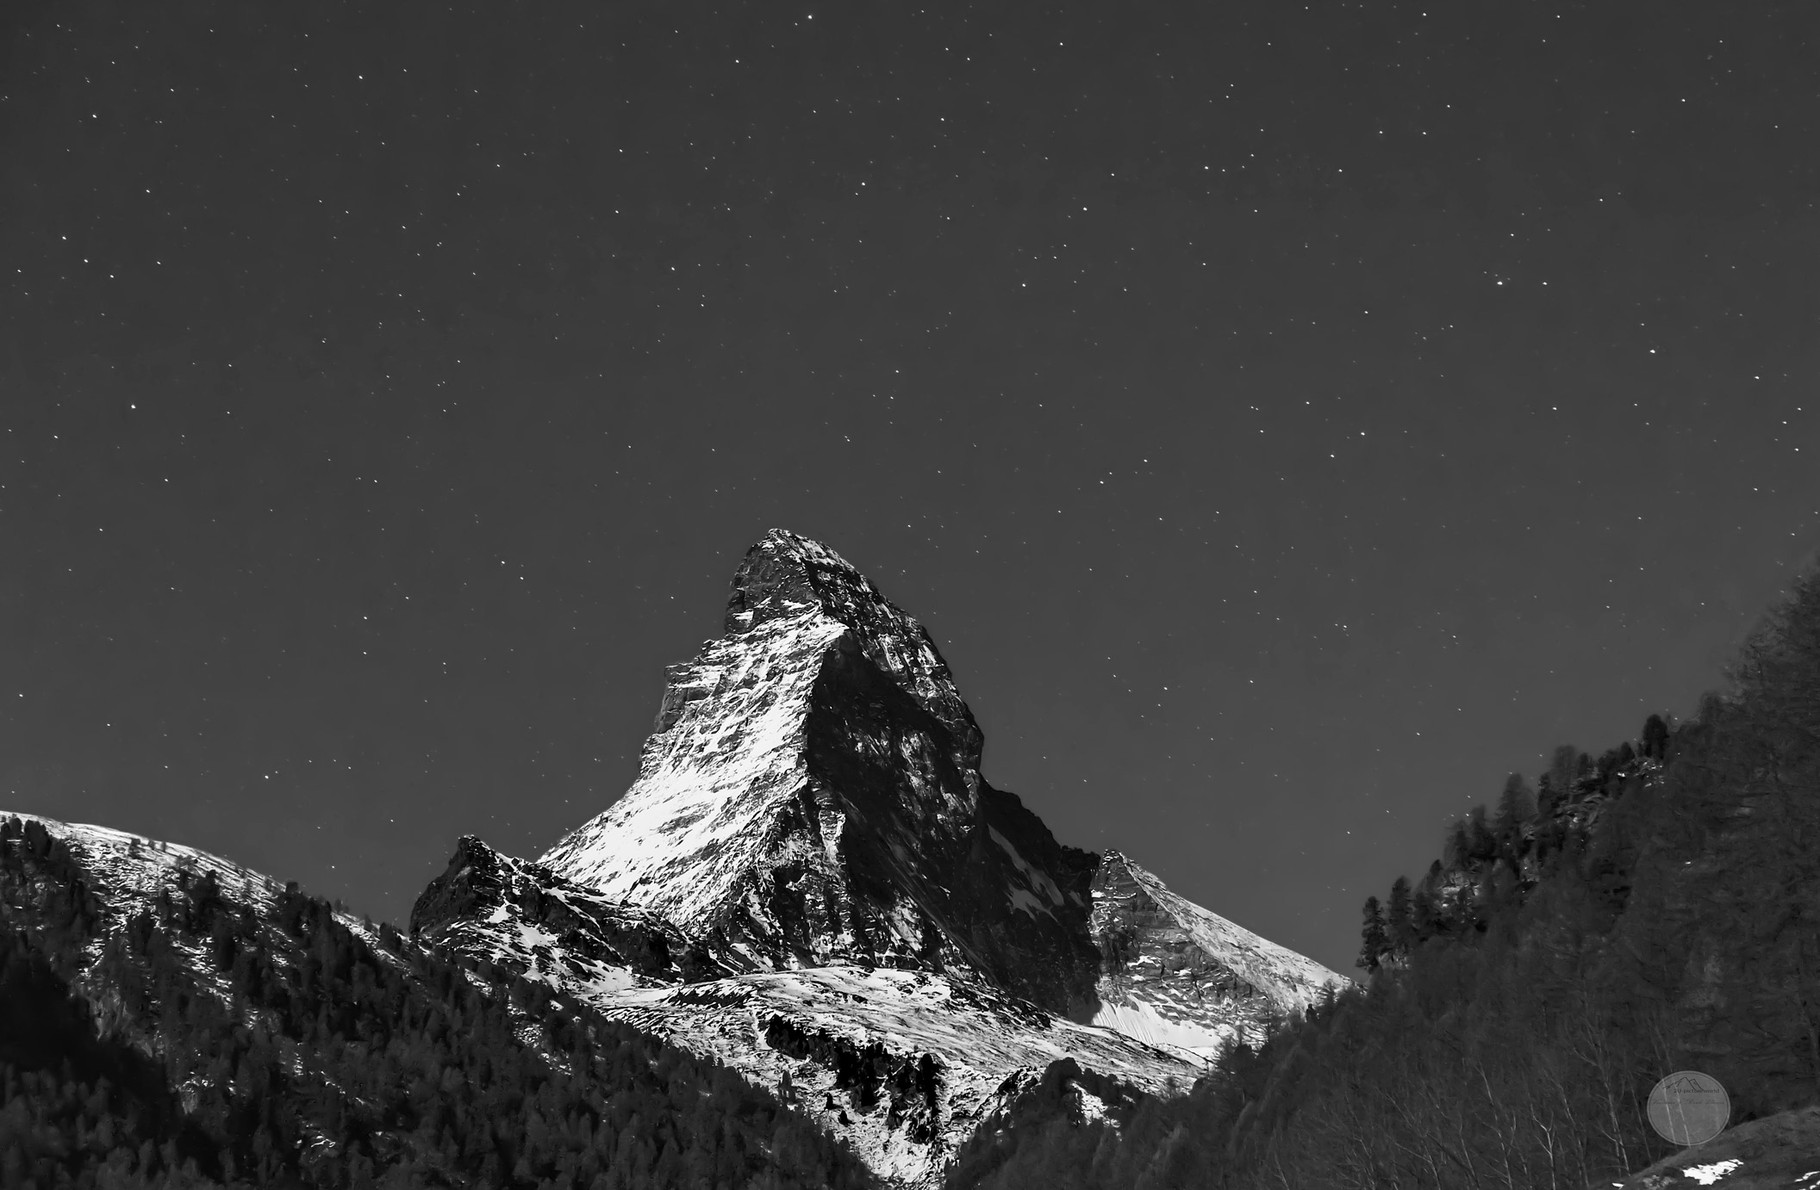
3, 0, 1817, 975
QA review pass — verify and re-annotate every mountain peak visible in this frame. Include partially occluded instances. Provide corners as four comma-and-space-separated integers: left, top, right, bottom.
719, 530, 982, 767
723, 529, 864, 635
537, 531, 1087, 993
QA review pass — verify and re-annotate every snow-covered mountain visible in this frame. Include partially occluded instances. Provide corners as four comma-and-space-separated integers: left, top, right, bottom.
418, 529, 1351, 1186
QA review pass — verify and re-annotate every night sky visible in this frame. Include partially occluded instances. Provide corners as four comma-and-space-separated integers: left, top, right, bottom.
3, 1, 1817, 975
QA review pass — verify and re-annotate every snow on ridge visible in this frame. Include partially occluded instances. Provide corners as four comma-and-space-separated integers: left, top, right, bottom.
2, 812, 386, 946
0, 810, 403, 1033
1112, 852, 1350, 1011
7, 813, 282, 909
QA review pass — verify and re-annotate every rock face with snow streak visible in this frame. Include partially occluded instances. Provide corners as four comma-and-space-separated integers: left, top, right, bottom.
1089, 851, 1343, 1056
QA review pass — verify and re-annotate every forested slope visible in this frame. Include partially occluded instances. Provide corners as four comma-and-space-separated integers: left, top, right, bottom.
951, 563, 1820, 1190
0, 815, 875, 1190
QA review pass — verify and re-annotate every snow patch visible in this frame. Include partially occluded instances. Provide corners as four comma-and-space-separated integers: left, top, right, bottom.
1090, 998, 1232, 1059
1681, 1159, 1742, 1185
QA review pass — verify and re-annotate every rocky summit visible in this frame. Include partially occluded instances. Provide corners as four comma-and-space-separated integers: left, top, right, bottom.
416, 529, 1350, 1186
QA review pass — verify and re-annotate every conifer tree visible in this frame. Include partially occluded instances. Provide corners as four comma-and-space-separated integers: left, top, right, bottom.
1547, 744, 1580, 805
1465, 804, 1496, 863
1410, 883, 1435, 942
1385, 876, 1413, 957
1493, 773, 1536, 850
1356, 896, 1388, 973
1443, 818, 1471, 867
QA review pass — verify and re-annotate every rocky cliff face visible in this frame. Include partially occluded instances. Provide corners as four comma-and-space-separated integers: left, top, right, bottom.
420, 529, 1351, 1186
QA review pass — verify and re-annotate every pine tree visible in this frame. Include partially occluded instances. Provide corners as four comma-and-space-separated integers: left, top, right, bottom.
1443, 818, 1471, 867
1494, 773, 1537, 850
1466, 804, 1497, 863
1356, 896, 1388, 974
1385, 876, 1413, 958
1547, 744, 1580, 806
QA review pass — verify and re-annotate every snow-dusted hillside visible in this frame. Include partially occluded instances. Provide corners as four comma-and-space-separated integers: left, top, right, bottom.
1, 812, 388, 983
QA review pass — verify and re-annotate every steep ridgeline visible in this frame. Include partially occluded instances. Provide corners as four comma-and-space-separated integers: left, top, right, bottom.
418, 530, 1349, 1187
